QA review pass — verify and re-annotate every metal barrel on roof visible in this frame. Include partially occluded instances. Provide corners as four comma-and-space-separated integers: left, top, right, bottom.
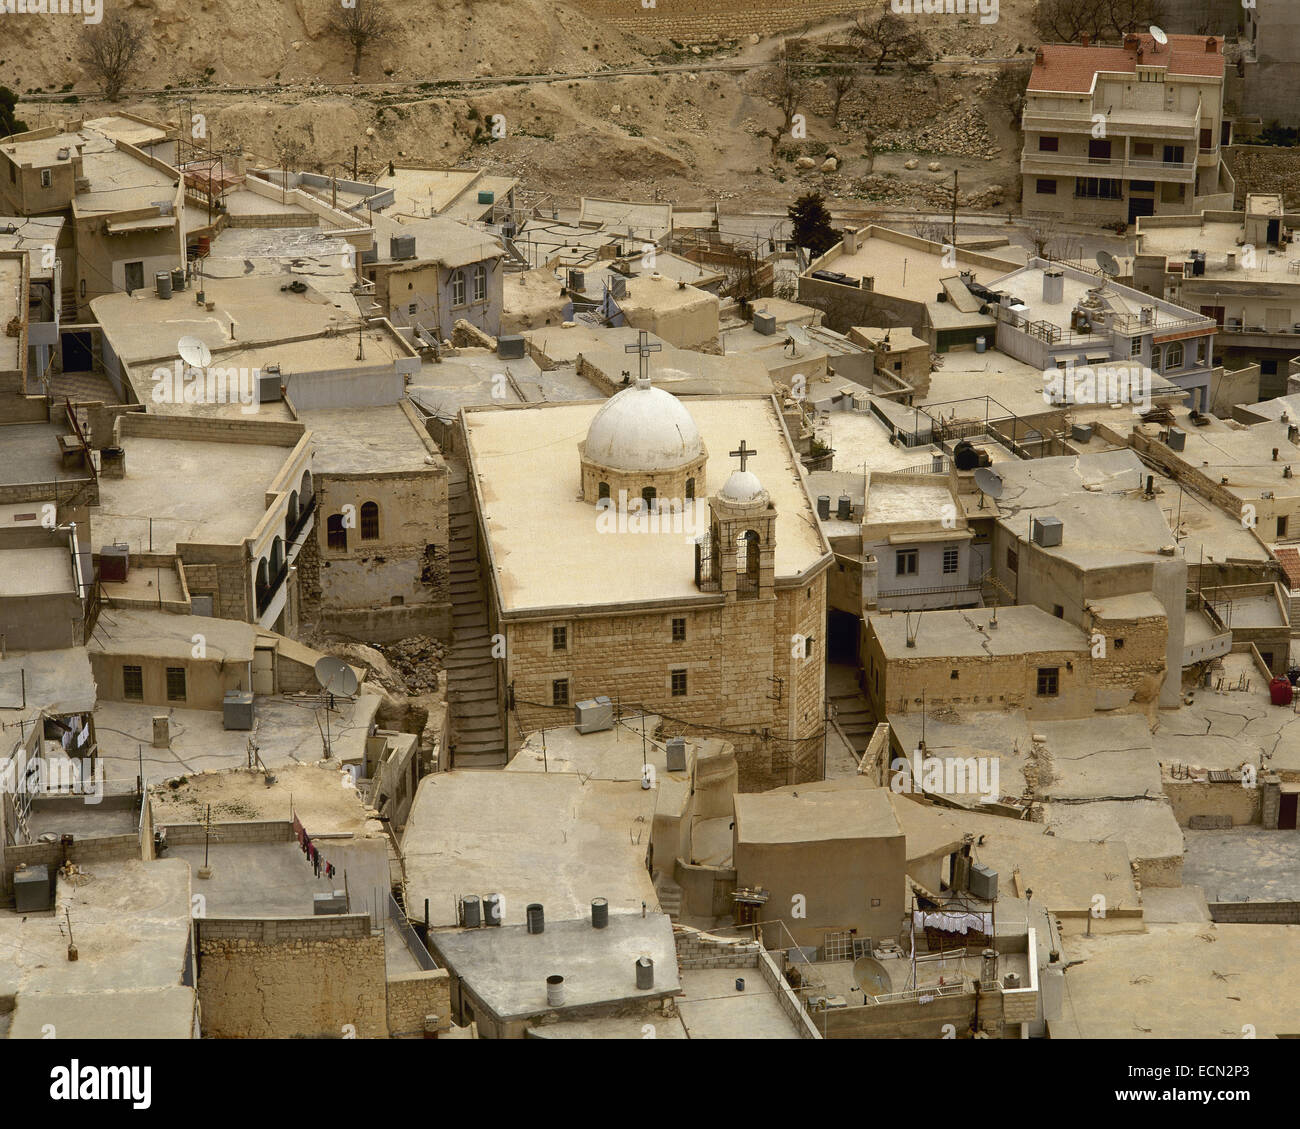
483, 893, 503, 926
591, 897, 608, 929
526, 903, 545, 934
635, 956, 654, 989
546, 975, 565, 1008
460, 894, 481, 929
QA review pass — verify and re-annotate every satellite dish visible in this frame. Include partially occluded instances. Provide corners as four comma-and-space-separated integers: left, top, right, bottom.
314, 656, 359, 698
974, 465, 1004, 499
852, 956, 893, 997
1096, 250, 1120, 277
177, 335, 211, 369
1150, 25, 1168, 47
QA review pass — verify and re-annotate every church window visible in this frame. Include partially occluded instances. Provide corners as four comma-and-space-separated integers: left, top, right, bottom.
598, 482, 610, 501
327, 513, 347, 551
685, 477, 695, 501
360, 501, 380, 541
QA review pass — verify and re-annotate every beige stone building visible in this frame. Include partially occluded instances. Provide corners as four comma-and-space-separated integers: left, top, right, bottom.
461, 382, 833, 791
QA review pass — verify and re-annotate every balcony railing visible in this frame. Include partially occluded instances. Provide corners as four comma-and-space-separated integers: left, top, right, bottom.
1021, 151, 1196, 180
287, 493, 316, 544
256, 561, 289, 617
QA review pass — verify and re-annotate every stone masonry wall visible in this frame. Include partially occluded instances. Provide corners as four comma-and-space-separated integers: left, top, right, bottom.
196, 915, 386, 1038
386, 969, 453, 1037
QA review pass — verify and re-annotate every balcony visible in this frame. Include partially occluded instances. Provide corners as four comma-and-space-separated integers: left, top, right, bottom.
1021, 150, 1196, 184
1023, 109, 1198, 142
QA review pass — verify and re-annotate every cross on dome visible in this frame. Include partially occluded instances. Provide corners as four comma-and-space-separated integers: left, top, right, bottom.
624, 329, 662, 386
729, 440, 757, 472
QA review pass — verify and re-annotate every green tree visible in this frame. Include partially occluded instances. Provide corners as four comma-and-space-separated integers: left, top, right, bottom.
788, 191, 840, 257
0, 87, 28, 137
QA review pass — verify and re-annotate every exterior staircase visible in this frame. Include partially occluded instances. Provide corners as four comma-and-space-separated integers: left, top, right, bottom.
654, 873, 683, 921
445, 460, 508, 768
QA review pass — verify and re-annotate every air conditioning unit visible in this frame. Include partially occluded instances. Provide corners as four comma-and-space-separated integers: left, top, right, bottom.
313, 891, 348, 915
497, 334, 526, 359
222, 691, 255, 731
1166, 426, 1187, 451
259, 373, 283, 403
666, 736, 687, 772
968, 862, 998, 901
14, 864, 53, 913
753, 311, 777, 336
1071, 423, 1093, 443
567, 269, 586, 292
574, 696, 614, 734
1030, 516, 1063, 547
389, 234, 417, 261
99, 543, 129, 582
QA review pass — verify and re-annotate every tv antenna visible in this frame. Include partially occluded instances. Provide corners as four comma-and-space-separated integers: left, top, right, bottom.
313, 657, 359, 759
177, 335, 212, 374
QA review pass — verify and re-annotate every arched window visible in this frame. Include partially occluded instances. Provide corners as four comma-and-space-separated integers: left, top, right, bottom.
255, 557, 270, 602
360, 501, 380, 541
737, 530, 760, 598
598, 482, 610, 501
451, 269, 466, 307
641, 486, 657, 512
287, 489, 299, 526
1164, 342, 1183, 371
473, 263, 487, 303
270, 535, 284, 576
327, 513, 347, 551
685, 477, 695, 501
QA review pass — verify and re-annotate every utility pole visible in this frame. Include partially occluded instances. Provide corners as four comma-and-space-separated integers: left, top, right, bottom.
951, 170, 959, 249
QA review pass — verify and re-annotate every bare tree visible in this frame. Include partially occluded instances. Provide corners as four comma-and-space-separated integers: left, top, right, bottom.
1033, 0, 1105, 43
1101, 0, 1166, 38
849, 10, 926, 74
330, 0, 396, 77
910, 220, 948, 243
81, 12, 146, 102
770, 55, 808, 133
1026, 216, 1062, 257
989, 60, 1033, 128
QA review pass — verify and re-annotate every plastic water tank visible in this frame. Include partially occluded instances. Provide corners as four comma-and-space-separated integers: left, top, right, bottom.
975, 336, 987, 353
1270, 677, 1293, 706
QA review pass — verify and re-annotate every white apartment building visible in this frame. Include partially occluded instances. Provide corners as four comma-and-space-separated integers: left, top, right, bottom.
1021, 32, 1233, 225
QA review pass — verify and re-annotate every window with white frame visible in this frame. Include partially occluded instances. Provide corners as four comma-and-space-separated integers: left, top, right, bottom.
451, 269, 466, 306
473, 263, 487, 303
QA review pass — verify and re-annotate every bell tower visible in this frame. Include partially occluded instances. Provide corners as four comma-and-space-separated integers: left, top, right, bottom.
708, 440, 776, 601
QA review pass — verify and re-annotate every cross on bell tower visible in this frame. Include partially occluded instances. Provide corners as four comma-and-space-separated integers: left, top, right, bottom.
624, 329, 662, 385
729, 440, 757, 472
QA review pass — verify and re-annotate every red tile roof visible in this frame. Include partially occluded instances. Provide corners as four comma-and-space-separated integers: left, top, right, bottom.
1028, 35, 1225, 93
1274, 548, 1300, 590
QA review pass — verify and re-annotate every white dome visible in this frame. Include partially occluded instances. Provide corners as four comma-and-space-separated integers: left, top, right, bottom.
584, 378, 702, 472
720, 469, 766, 503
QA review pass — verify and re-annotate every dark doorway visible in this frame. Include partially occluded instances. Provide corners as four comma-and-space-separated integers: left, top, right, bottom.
1128, 197, 1156, 224
124, 260, 144, 293
827, 609, 860, 666
1280, 792, 1298, 831
1268, 219, 1282, 246
61, 329, 92, 371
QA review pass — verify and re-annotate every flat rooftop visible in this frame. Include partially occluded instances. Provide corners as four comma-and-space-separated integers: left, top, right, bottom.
815, 228, 1020, 300
377, 166, 516, 222
869, 605, 1090, 660
431, 911, 679, 1021
991, 263, 1208, 334
988, 448, 1181, 568
93, 434, 293, 554
1176, 420, 1300, 499
1043, 797, 1184, 864
93, 692, 381, 793
372, 211, 504, 268
405, 771, 659, 929
0, 422, 92, 489
0, 215, 63, 282
0, 546, 75, 598
1183, 826, 1300, 903
0, 647, 96, 721
735, 779, 902, 843
1057, 923, 1300, 1039
676, 966, 804, 1038
888, 793, 1140, 915
92, 273, 363, 366
463, 396, 828, 613
295, 403, 438, 475
865, 479, 954, 526
150, 762, 380, 833
1138, 215, 1300, 283
0, 858, 191, 1005
1152, 651, 1300, 776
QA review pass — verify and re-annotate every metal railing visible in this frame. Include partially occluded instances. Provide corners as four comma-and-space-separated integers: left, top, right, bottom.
387, 892, 438, 972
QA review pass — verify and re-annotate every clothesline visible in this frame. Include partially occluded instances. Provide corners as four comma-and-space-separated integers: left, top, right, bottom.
293, 816, 341, 884
913, 910, 991, 936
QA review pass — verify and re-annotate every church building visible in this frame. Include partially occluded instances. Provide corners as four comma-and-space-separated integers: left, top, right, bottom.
460, 357, 832, 792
